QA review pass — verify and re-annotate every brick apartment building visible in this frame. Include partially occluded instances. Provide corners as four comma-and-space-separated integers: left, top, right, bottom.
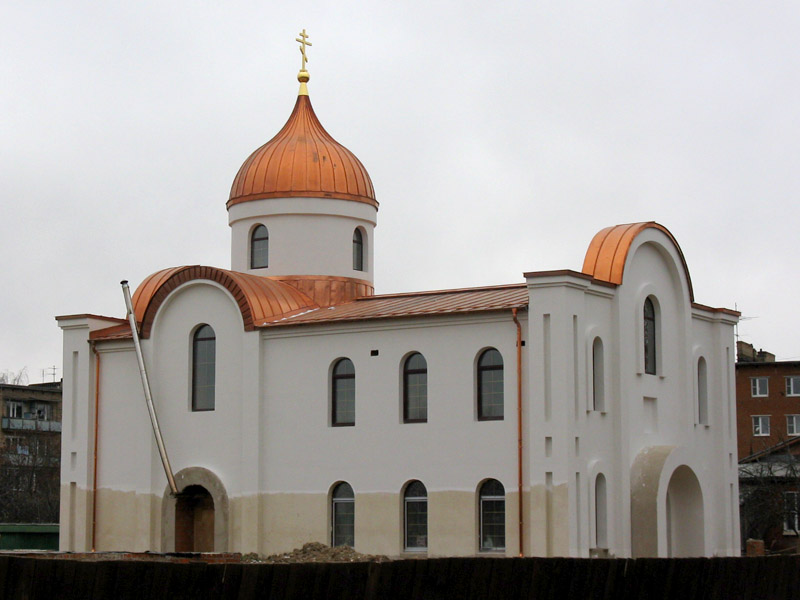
736, 342, 800, 459
736, 341, 800, 551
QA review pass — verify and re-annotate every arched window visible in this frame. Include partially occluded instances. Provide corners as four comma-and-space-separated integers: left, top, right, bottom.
479, 479, 505, 551
403, 353, 428, 423
643, 297, 657, 375
592, 337, 605, 411
192, 324, 215, 411
697, 357, 708, 425
250, 225, 269, 269
352, 228, 364, 271
478, 348, 504, 420
332, 359, 355, 426
403, 480, 428, 551
595, 474, 608, 549
331, 482, 354, 547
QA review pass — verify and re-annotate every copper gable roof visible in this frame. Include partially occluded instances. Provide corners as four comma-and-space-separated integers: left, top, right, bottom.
263, 284, 529, 328
227, 94, 376, 209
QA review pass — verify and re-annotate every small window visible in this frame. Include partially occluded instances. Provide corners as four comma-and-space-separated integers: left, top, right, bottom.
478, 349, 504, 420
192, 324, 216, 411
331, 482, 355, 547
643, 297, 657, 375
751, 377, 768, 397
5, 401, 22, 419
479, 479, 505, 552
353, 229, 364, 271
752, 415, 770, 436
592, 337, 605, 412
787, 415, 800, 436
250, 225, 269, 269
403, 353, 428, 423
403, 480, 428, 551
697, 357, 708, 425
332, 359, 355, 426
787, 376, 800, 397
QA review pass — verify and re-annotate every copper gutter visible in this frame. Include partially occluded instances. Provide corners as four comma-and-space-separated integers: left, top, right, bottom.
512, 308, 524, 556
121, 281, 178, 495
90, 341, 100, 552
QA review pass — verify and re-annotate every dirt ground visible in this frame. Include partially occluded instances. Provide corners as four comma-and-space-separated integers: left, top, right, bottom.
254, 542, 391, 563
4, 542, 391, 563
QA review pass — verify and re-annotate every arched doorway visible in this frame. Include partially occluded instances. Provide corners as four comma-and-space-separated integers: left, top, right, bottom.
175, 485, 215, 552
665, 466, 704, 557
162, 467, 228, 552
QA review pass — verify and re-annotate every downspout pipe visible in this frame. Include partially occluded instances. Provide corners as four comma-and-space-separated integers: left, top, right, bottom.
121, 280, 178, 495
90, 341, 100, 552
512, 307, 524, 557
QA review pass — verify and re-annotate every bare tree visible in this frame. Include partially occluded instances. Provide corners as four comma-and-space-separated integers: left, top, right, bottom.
739, 444, 800, 552
0, 434, 60, 523
0, 368, 29, 386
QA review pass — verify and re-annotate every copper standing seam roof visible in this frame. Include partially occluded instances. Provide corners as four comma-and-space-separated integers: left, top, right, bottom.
91, 266, 319, 341
265, 284, 530, 327
581, 221, 695, 301
227, 93, 376, 209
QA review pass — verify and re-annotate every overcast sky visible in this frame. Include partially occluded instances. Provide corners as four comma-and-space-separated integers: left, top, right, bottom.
2, 1, 799, 382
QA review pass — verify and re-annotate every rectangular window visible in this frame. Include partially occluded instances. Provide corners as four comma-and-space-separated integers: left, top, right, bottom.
332, 499, 354, 547
751, 377, 768, 397
752, 415, 770, 436
788, 415, 800, 436
787, 376, 800, 397
480, 497, 506, 551
5, 401, 22, 418
784, 491, 799, 532
404, 498, 428, 551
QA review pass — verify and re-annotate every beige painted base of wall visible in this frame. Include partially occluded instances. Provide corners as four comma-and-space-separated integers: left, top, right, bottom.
63, 487, 546, 557
60, 484, 162, 552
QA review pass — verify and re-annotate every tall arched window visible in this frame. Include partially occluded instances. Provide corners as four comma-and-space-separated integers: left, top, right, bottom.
332, 358, 355, 426
250, 224, 269, 269
595, 474, 608, 549
331, 482, 354, 547
643, 297, 657, 375
478, 348, 504, 420
697, 357, 708, 425
404, 480, 428, 551
352, 228, 364, 271
592, 337, 605, 411
403, 353, 428, 423
192, 324, 215, 411
479, 479, 505, 551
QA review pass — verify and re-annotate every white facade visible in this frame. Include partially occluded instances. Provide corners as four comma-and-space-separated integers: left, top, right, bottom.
57, 81, 740, 558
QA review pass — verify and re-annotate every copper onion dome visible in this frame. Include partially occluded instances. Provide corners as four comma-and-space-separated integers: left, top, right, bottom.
227, 72, 376, 209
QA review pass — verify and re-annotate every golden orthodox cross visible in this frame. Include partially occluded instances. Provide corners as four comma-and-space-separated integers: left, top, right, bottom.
296, 29, 312, 70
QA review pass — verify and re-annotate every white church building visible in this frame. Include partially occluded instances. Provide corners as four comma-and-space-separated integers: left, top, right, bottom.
57, 49, 741, 558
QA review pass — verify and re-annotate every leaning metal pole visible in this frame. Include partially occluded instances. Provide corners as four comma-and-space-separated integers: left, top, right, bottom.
121, 280, 179, 495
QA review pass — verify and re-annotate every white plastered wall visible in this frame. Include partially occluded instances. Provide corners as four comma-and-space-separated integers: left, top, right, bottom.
259, 312, 524, 556
228, 197, 377, 281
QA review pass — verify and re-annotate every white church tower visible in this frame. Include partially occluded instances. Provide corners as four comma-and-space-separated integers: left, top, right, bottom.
227, 33, 377, 306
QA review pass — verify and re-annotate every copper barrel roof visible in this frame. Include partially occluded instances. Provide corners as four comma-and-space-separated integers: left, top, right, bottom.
267, 283, 529, 327
582, 221, 694, 301
227, 94, 376, 209
90, 266, 319, 340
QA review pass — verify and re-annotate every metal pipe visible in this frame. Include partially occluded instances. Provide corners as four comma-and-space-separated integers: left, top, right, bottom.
121, 280, 178, 495
512, 307, 524, 557
90, 341, 100, 552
